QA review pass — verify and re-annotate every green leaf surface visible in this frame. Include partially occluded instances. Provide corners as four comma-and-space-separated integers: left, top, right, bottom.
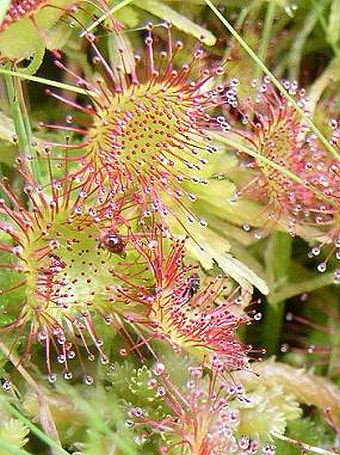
327, 0, 340, 50
134, 0, 217, 45
184, 224, 269, 294
0, 0, 72, 61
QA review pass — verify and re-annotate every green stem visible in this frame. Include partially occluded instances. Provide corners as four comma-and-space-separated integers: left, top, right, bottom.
263, 232, 292, 356
4, 404, 70, 455
272, 433, 337, 455
269, 272, 335, 304
328, 310, 340, 377
307, 56, 340, 115
311, 0, 339, 57
205, 0, 340, 161
4, 71, 40, 180
288, 6, 320, 81
256, 2, 275, 80
222, 6, 249, 61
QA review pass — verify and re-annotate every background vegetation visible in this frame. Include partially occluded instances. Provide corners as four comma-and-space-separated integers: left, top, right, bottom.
0, 0, 339, 454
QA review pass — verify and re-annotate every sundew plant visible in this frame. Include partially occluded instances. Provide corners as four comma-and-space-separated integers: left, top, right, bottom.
0, 0, 339, 454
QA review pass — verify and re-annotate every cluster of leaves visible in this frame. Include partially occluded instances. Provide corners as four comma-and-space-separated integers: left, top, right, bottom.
0, 0, 339, 454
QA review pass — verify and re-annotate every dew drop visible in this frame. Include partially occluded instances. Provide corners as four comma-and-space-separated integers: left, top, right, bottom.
85, 375, 94, 385
57, 336, 66, 345
310, 246, 320, 256
2, 380, 11, 391
285, 312, 293, 321
37, 330, 48, 342
317, 262, 327, 273
12, 245, 24, 257
64, 372, 73, 380
57, 354, 65, 364
254, 313, 262, 321
307, 344, 315, 354
156, 386, 167, 397
152, 362, 165, 376
334, 269, 340, 284
100, 355, 109, 365
280, 343, 289, 353
130, 406, 144, 418
263, 444, 276, 455
95, 337, 103, 347
48, 374, 57, 384
227, 385, 236, 395
330, 119, 338, 129
239, 436, 250, 450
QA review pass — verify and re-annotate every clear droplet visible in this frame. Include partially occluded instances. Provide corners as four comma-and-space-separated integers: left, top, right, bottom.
156, 386, 167, 397
2, 380, 11, 391
254, 313, 262, 321
152, 362, 165, 376
100, 355, 109, 365
317, 262, 327, 273
280, 344, 289, 353
48, 374, 57, 384
85, 375, 94, 385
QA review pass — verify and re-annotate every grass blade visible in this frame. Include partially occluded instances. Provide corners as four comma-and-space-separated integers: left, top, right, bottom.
3, 72, 41, 180
0, 68, 98, 97
256, 2, 276, 79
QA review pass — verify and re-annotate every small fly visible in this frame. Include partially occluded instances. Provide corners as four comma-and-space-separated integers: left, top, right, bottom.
183, 272, 200, 299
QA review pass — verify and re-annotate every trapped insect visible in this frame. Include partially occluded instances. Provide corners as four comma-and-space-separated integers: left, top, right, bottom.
98, 231, 127, 258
